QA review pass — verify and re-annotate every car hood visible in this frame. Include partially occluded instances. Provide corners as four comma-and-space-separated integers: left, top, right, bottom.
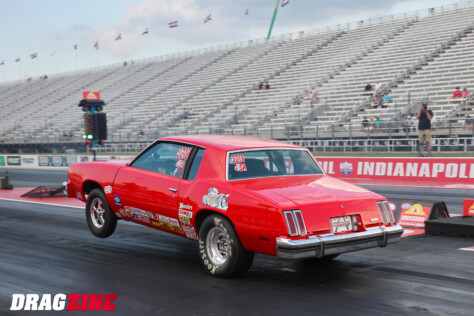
235, 175, 384, 233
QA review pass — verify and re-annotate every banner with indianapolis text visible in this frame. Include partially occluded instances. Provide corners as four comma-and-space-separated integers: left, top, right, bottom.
316, 157, 474, 183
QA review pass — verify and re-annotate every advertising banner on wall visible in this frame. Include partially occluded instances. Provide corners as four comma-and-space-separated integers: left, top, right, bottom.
0, 156, 4, 166
316, 157, 474, 183
20, 156, 38, 167
6, 156, 21, 166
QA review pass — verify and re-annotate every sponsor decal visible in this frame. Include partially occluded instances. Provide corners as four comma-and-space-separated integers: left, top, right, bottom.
178, 209, 193, 218
176, 147, 192, 160
202, 188, 229, 211
179, 203, 193, 211
152, 216, 183, 233
178, 207, 193, 224
113, 195, 122, 206
131, 207, 153, 219
339, 162, 353, 175
0, 156, 4, 166
118, 208, 128, 217
104, 186, 112, 194
115, 212, 122, 218
169, 218, 179, 226
398, 204, 430, 227
123, 206, 134, 217
10, 294, 117, 311
230, 155, 245, 164
176, 160, 185, 168
131, 214, 150, 223
6, 156, 21, 166
179, 215, 190, 224
158, 214, 170, 223
234, 163, 247, 172
181, 222, 198, 240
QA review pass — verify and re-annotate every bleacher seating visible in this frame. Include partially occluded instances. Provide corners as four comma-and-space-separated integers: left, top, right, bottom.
1, 3, 474, 145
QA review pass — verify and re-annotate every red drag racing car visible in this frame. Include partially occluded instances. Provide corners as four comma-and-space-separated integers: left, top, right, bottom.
65, 135, 403, 277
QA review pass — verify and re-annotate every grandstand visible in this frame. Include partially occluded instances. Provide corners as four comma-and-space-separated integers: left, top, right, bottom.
0, 2, 473, 153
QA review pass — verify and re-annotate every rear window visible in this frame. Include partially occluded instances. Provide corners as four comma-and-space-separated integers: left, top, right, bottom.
228, 149, 323, 180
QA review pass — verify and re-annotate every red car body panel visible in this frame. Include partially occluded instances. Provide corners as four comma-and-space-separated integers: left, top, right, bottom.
66, 135, 402, 258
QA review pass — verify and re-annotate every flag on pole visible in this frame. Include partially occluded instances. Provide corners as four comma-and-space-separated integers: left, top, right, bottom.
245, 8, 249, 15
115, 34, 122, 41
204, 14, 212, 23
142, 27, 149, 35
168, 21, 178, 28
94, 41, 99, 49
30, 53, 38, 59
15, 57, 20, 62
0, 60, 4, 65
74, 44, 77, 50
281, 0, 289, 7
51, 50, 56, 57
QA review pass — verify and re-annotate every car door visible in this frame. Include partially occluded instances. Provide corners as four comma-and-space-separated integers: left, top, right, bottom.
112, 142, 194, 230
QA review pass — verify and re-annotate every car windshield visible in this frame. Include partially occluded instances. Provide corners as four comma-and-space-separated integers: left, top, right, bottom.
228, 149, 324, 180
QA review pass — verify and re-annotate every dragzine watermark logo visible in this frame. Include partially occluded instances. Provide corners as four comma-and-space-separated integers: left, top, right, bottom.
10, 294, 117, 311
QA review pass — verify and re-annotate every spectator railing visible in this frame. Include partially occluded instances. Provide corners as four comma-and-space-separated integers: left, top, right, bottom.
89, 134, 474, 154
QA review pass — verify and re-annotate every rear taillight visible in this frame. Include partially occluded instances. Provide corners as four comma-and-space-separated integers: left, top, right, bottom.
283, 210, 307, 236
284, 211, 298, 236
377, 201, 395, 224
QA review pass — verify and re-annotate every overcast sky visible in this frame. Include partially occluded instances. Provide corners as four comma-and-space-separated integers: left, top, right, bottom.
0, 0, 462, 83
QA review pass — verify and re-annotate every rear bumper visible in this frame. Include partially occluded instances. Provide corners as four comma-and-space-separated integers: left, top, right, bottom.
276, 224, 403, 259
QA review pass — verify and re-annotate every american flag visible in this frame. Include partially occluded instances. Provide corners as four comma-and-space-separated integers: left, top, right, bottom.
74, 44, 77, 50
204, 14, 212, 23
30, 53, 38, 59
168, 21, 178, 28
142, 27, 149, 35
0, 60, 4, 65
115, 34, 122, 41
94, 41, 98, 49
281, 0, 289, 7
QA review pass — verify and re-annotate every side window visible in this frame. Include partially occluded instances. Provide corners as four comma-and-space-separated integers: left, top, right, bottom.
187, 149, 205, 180
131, 142, 193, 178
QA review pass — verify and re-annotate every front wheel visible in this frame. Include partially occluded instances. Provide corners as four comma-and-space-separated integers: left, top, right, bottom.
198, 215, 254, 278
85, 188, 117, 238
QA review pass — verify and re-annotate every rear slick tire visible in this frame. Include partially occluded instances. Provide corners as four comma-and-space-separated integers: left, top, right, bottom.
198, 214, 254, 278
85, 188, 117, 238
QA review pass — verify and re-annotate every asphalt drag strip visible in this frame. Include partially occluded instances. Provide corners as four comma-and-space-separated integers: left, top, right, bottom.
0, 199, 473, 315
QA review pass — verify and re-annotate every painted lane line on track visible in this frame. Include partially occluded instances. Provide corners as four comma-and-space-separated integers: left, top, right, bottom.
0, 197, 84, 209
